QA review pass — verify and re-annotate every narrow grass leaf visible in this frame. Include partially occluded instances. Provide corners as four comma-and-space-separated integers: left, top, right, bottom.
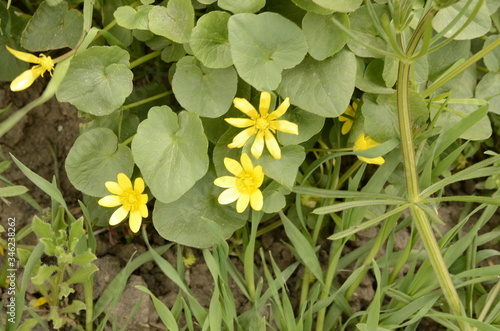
136, 286, 179, 330
313, 199, 403, 214
279, 211, 324, 284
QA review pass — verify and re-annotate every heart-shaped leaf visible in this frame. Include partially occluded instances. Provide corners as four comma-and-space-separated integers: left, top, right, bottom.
132, 106, 209, 203
228, 12, 308, 90
56, 46, 133, 116
65, 128, 134, 197
149, 0, 194, 43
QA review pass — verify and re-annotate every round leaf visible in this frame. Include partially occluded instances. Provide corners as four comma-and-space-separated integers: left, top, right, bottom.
114, 5, 152, 30
483, 35, 500, 72
228, 12, 308, 91
432, 0, 491, 40
476, 72, 500, 115
148, 0, 194, 43
65, 128, 134, 197
312, 0, 362, 12
277, 51, 356, 117
172, 56, 237, 117
218, 0, 265, 13
21, 1, 83, 51
132, 106, 209, 203
189, 11, 232, 68
153, 171, 246, 248
302, 12, 349, 61
56, 46, 133, 116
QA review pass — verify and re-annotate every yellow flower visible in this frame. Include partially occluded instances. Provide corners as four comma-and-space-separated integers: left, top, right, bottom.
98, 173, 149, 233
225, 91, 298, 160
31, 296, 48, 308
339, 100, 358, 135
6, 46, 55, 92
353, 133, 385, 165
183, 251, 196, 268
214, 153, 264, 213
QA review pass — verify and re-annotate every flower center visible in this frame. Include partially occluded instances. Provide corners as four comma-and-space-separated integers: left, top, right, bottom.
255, 117, 270, 131
39, 54, 55, 73
121, 189, 139, 210
236, 173, 257, 194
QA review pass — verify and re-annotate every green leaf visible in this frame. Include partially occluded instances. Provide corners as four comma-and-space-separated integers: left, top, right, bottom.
432, 0, 491, 40
153, 171, 246, 248
21, 1, 83, 51
33, 216, 56, 242
476, 72, 500, 115
161, 41, 186, 63
67, 264, 99, 284
228, 12, 308, 91
132, 106, 209, 203
172, 56, 237, 117
312, 0, 362, 12
218, 0, 265, 13
114, 5, 152, 30
68, 218, 84, 252
291, 0, 334, 14
432, 104, 491, 141
277, 51, 356, 117
483, 35, 500, 72
346, 3, 389, 58
57, 46, 133, 116
189, 11, 232, 68
32, 265, 58, 285
302, 12, 349, 61
72, 249, 97, 267
262, 182, 290, 214
253, 145, 306, 191
276, 106, 325, 145
362, 91, 428, 142
136, 286, 179, 330
356, 58, 396, 94
0, 185, 28, 197
149, 0, 194, 43
65, 128, 134, 197
279, 211, 324, 283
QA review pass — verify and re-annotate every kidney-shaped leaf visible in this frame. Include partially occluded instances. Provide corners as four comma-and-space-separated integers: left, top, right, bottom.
57, 46, 133, 116
228, 12, 308, 91
153, 171, 246, 248
172, 56, 237, 117
132, 106, 209, 203
65, 128, 134, 197
189, 11, 232, 68
277, 51, 356, 117
114, 5, 152, 30
21, 1, 83, 51
218, 0, 265, 13
148, 0, 194, 43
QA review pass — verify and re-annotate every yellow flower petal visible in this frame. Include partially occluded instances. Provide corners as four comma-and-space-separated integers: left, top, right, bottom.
259, 91, 271, 117
10, 69, 40, 92
240, 153, 254, 173
33, 296, 48, 307
264, 130, 281, 159
358, 155, 385, 165
250, 189, 263, 211
128, 210, 142, 233
105, 181, 123, 195
341, 120, 353, 135
98, 195, 122, 208
214, 176, 237, 188
270, 120, 298, 135
224, 157, 244, 176
117, 173, 132, 190
268, 97, 290, 120
139, 201, 149, 218
218, 187, 241, 204
251, 130, 265, 159
225, 118, 255, 128
228, 127, 257, 148
233, 97, 259, 119
252, 165, 264, 187
109, 207, 129, 226
134, 177, 145, 194
236, 193, 250, 213
6, 46, 41, 63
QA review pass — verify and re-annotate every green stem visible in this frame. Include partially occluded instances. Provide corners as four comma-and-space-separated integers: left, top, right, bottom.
122, 91, 172, 110
244, 211, 262, 302
396, 8, 468, 329
421, 37, 500, 99
129, 50, 162, 70
84, 277, 94, 331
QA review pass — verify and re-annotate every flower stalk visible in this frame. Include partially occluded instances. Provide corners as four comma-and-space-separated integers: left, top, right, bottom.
396, 5, 467, 329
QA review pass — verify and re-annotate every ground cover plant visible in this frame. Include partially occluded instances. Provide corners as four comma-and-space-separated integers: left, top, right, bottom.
0, 0, 499, 329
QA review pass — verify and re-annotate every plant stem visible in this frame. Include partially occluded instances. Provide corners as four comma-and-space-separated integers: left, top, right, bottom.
129, 50, 162, 70
244, 211, 261, 302
122, 91, 172, 110
396, 7, 468, 329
